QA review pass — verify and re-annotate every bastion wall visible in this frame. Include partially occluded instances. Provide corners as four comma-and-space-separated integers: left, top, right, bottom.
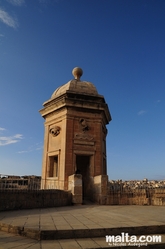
92, 179, 165, 206
0, 189, 72, 211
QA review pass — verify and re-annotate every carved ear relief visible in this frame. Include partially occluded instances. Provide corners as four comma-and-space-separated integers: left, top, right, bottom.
79, 118, 89, 131
49, 126, 61, 137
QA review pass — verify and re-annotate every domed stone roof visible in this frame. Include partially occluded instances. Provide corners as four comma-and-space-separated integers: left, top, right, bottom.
51, 67, 98, 98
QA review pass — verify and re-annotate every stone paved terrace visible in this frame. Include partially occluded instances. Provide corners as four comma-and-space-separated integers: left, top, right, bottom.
0, 205, 165, 248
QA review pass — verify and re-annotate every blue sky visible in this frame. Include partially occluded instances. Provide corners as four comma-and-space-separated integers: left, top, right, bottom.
0, 0, 165, 180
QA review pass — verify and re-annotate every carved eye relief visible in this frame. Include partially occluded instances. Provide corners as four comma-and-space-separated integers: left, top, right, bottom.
49, 126, 61, 137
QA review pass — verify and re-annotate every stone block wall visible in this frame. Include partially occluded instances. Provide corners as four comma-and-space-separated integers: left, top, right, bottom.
107, 189, 149, 205
106, 188, 165, 205
0, 189, 72, 211
92, 175, 108, 204
68, 174, 82, 204
151, 189, 165, 205
1, 179, 165, 210
91, 175, 165, 206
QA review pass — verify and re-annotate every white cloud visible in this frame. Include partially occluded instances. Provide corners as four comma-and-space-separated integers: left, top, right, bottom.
18, 150, 28, 154
6, 0, 25, 6
17, 142, 43, 153
0, 127, 6, 131
14, 134, 23, 139
0, 8, 18, 28
0, 134, 23, 146
36, 146, 43, 151
137, 110, 147, 116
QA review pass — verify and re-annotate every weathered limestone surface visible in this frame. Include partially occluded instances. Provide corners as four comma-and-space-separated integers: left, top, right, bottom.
92, 175, 108, 204
0, 189, 72, 211
105, 187, 165, 205
39, 67, 111, 203
68, 174, 82, 204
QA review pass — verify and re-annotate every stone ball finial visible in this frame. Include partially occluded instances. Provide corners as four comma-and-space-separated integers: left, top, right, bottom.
72, 67, 83, 80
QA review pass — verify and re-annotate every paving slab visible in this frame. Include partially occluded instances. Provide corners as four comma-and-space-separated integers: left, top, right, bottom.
0, 231, 165, 249
0, 205, 165, 248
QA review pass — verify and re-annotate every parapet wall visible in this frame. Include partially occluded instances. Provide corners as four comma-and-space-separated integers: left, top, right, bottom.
0, 189, 72, 211
92, 175, 165, 205
1, 177, 165, 210
107, 188, 165, 205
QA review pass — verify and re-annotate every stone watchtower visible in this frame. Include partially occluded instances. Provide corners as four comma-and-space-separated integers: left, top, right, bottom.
40, 67, 111, 203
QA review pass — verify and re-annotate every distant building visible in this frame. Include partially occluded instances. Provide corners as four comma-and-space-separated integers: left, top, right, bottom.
0, 175, 41, 190
109, 179, 165, 190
